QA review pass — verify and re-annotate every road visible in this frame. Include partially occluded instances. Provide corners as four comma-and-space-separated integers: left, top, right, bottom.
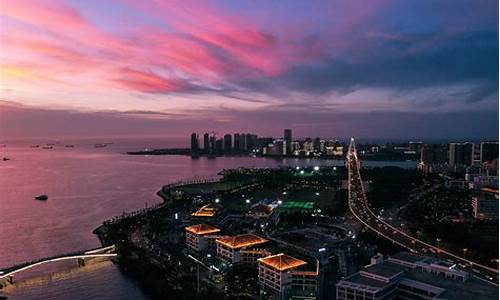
0, 245, 116, 280
346, 138, 498, 285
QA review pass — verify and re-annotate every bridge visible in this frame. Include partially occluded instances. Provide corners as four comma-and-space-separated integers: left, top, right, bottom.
346, 137, 498, 285
0, 245, 116, 287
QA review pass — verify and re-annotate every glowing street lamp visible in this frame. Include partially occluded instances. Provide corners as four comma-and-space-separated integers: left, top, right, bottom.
245, 199, 250, 204
314, 166, 320, 171
215, 198, 220, 203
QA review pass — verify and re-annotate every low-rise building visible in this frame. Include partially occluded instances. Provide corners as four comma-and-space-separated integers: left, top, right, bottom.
191, 203, 221, 218
185, 224, 221, 252
216, 233, 269, 265
336, 252, 493, 300
247, 204, 274, 219
258, 253, 320, 300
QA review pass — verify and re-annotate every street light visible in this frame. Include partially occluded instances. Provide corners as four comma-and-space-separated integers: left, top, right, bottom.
215, 198, 220, 203
314, 166, 319, 171
245, 199, 250, 204
462, 248, 468, 259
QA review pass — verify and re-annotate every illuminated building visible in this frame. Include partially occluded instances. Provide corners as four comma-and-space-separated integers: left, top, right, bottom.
336, 252, 487, 300
247, 204, 274, 219
216, 234, 269, 265
471, 186, 499, 220
191, 204, 220, 218
185, 224, 221, 252
258, 253, 319, 300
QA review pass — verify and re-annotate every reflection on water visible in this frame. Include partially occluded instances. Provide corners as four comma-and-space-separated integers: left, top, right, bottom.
0, 140, 415, 299
2, 260, 147, 300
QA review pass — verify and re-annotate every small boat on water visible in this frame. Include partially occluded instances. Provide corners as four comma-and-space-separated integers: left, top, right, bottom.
42, 146, 53, 149
65, 144, 75, 148
2, 157, 10, 161
94, 143, 107, 148
35, 194, 48, 201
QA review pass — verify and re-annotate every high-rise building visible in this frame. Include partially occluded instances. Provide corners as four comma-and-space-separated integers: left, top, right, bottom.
284, 129, 292, 155
313, 137, 321, 153
234, 133, 240, 152
420, 144, 447, 164
480, 142, 499, 163
449, 143, 474, 166
471, 187, 499, 220
203, 133, 210, 152
240, 133, 247, 151
209, 134, 216, 155
223, 134, 232, 152
190, 133, 199, 152
215, 138, 223, 154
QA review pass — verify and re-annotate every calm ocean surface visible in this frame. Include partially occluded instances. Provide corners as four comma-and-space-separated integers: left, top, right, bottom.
0, 139, 415, 299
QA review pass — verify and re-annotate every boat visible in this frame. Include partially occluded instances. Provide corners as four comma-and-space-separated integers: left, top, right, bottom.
65, 145, 75, 148
94, 143, 107, 148
42, 146, 53, 149
35, 194, 48, 201
2, 157, 10, 161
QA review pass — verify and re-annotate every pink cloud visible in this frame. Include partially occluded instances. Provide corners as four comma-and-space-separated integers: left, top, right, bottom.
113, 68, 187, 93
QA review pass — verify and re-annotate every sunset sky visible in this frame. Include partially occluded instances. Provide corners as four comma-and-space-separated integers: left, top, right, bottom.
0, 0, 498, 141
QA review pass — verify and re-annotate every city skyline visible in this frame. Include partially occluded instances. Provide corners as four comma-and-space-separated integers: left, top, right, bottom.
1, 0, 498, 140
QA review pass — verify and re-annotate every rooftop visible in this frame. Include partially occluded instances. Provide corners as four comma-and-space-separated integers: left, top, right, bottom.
216, 233, 268, 249
191, 204, 219, 217
389, 252, 427, 264
248, 204, 274, 215
361, 262, 405, 280
339, 273, 393, 291
258, 253, 307, 272
185, 224, 220, 235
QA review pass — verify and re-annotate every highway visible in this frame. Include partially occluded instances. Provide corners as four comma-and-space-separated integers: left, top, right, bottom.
346, 138, 498, 285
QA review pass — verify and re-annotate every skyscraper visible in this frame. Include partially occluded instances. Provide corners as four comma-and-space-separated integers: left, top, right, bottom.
203, 133, 210, 152
209, 134, 216, 155
284, 129, 292, 155
223, 134, 232, 152
449, 142, 474, 166
480, 142, 499, 163
234, 133, 240, 152
190, 133, 199, 156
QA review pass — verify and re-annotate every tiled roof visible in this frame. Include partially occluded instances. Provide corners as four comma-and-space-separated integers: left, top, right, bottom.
185, 224, 220, 235
258, 253, 307, 271
216, 233, 268, 249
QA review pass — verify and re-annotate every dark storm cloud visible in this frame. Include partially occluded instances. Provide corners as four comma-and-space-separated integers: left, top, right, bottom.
237, 30, 498, 104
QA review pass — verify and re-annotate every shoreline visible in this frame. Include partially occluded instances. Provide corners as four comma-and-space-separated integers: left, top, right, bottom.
126, 149, 417, 162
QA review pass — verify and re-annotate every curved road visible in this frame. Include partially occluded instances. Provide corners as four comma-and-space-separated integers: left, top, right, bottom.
346, 138, 498, 285
0, 245, 116, 280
